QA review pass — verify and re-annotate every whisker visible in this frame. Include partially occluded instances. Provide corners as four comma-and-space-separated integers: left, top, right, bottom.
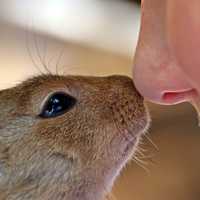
136, 151, 155, 160
25, 29, 44, 75
56, 47, 66, 76
144, 134, 159, 151
136, 148, 150, 159
132, 156, 150, 175
131, 142, 153, 174
33, 31, 52, 75
41, 37, 48, 72
136, 141, 157, 161
134, 152, 149, 166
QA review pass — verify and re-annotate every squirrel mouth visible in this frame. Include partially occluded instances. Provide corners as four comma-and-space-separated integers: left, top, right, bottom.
114, 102, 150, 139
112, 101, 150, 157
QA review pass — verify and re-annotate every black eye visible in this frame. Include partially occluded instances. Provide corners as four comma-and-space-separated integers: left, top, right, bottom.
39, 92, 77, 118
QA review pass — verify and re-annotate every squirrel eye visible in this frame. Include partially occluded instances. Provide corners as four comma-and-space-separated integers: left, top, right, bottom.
39, 92, 77, 118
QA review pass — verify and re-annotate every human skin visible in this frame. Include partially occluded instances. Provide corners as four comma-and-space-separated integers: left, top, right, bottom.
133, 0, 200, 105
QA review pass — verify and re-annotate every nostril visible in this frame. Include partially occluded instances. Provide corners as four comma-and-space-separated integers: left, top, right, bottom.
162, 89, 198, 105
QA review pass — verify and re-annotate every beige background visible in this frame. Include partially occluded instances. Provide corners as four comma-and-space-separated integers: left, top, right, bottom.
0, 8, 200, 200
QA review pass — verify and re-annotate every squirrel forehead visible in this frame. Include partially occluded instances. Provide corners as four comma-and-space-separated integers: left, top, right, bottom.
12, 74, 136, 100
16, 75, 111, 95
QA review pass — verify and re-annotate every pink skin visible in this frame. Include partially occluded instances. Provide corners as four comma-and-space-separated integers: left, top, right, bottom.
133, 0, 200, 105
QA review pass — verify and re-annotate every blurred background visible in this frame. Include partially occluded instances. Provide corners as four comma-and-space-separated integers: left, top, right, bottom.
0, 0, 200, 199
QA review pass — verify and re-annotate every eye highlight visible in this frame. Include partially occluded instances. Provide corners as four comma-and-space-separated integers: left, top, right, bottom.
39, 92, 77, 118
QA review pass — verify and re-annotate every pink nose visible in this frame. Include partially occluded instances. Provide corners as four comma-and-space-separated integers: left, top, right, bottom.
133, 63, 197, 105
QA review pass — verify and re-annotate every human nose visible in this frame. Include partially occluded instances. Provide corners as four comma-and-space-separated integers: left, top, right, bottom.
133, 0, 197, 105
133, 59, 197, 105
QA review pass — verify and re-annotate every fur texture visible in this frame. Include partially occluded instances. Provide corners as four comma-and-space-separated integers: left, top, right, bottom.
0, 75, 149, 200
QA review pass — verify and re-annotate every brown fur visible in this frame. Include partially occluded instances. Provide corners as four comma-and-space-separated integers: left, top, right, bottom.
0, 75, 149, 200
